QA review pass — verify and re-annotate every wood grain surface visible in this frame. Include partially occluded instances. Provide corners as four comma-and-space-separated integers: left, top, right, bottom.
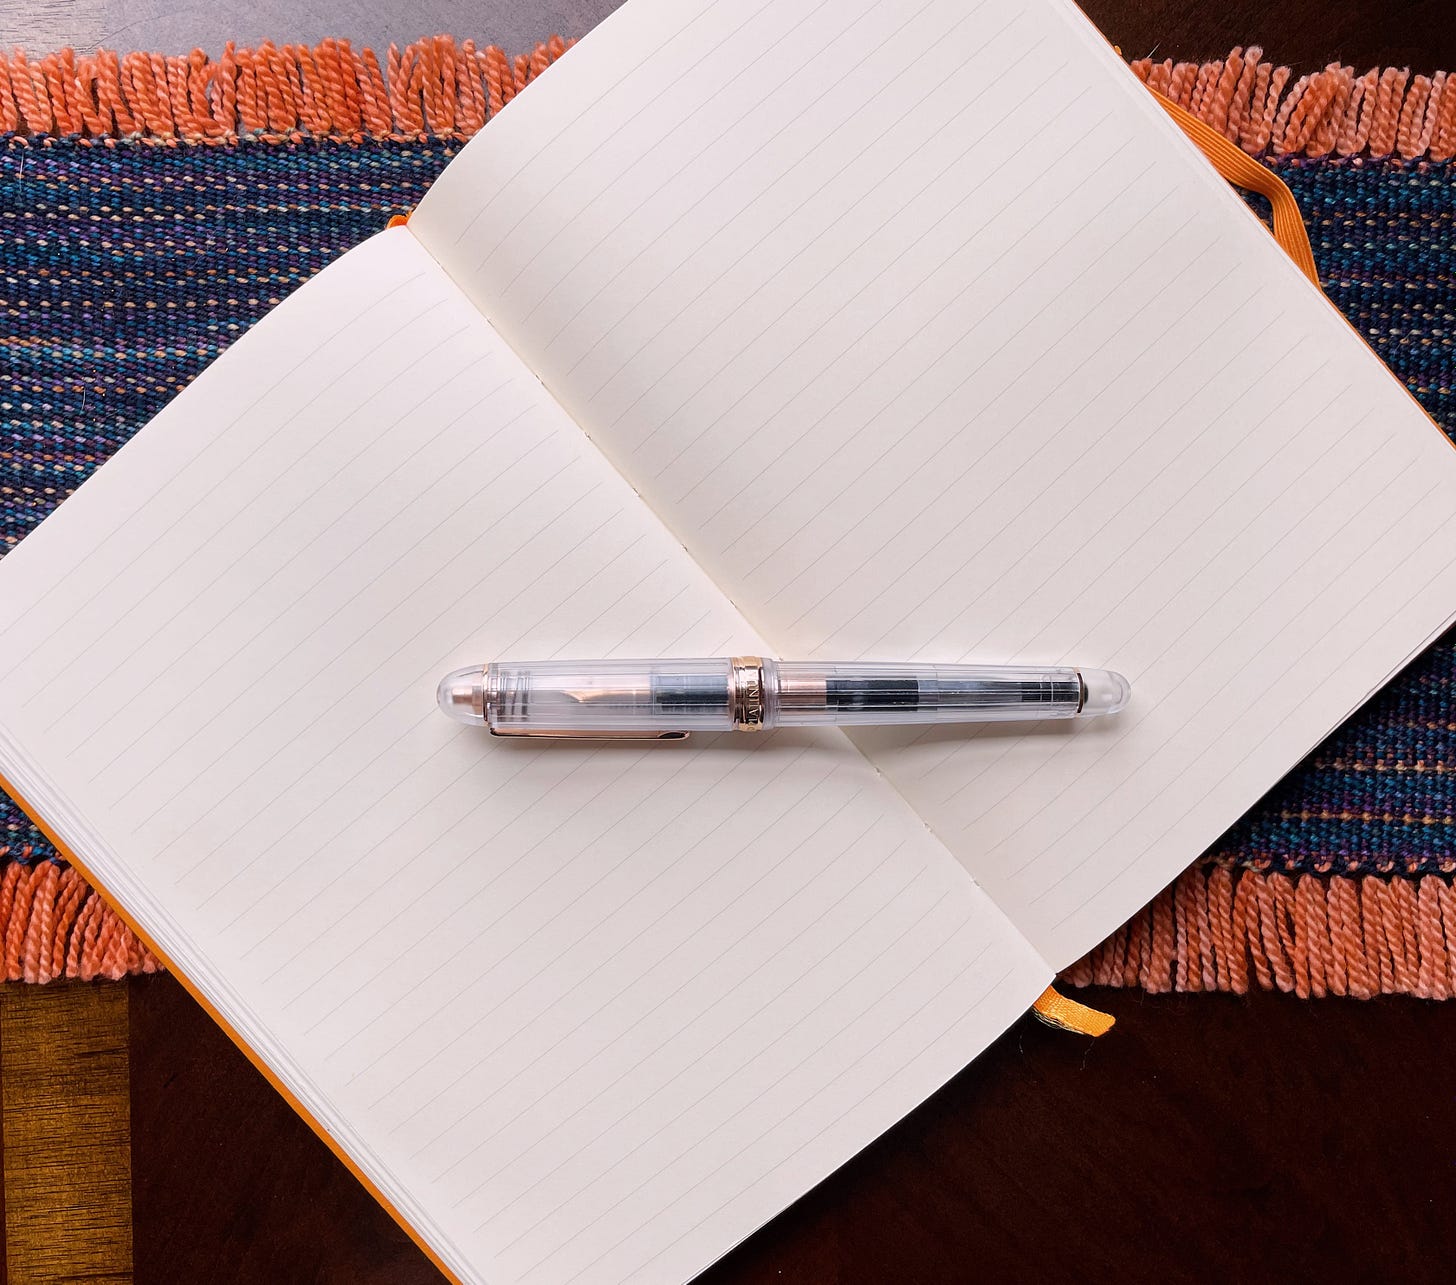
2, 983, 132, 1283
1081, 0, 1456, 68
3, 1, 1456, 1282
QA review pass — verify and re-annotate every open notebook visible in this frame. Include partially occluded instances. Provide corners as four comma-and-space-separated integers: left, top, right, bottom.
5, 0, 1456, 1280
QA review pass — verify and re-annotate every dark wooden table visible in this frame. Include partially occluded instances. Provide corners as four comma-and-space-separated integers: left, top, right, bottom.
7, 2, 1456, 1281
121, 976, 1456, 1284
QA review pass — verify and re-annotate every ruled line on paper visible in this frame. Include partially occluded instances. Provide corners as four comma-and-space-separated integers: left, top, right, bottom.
1050, 509, 1456, 927
684, 174, 1182, 531
858, 306, 1294, 663
197, 502, 647, 928
333, 774, 949, 1228
530, 931, 1003, 1283
258, 727, 667, 981
84, 381, 530, 784
90, 350, 535, 806
261, 743, 653, 991
449, 0, 730, 248
393, 768, 867, 1140
534, 0, 1018, 364
489, 0, 800, 287
50, 336, 492, 743
896, 358, 1334, 799
898, 359, 1338, 807
8, 254, 1012, 1285
28, 0, 1456, 1278
508, 0, 856, 316
995, 410, 1390, 870
136, 413, 554, 864
539, 538, 654, 635
399, 812, 900, 1168
297, 731, 759, 1040
125, 463, 599, 834
176, 496, 629, 921
395, 0, 1456, 995
347, 744, 826, 1088
643, 115, 1115, 473
608, 74, 1093, 449
653, 608, 714, 654
0, 269, 434, 682
725, 236, 1241, 618
34, 303, 475, 752
742, 197, 1199, 640
653, 77, 1097, 485
977, 430, 1387, 866
247, 555, 679, 961
990, 350, 1327, 661
498, 901, 979, 1259
291, 749, 544, 1026
424, 837, 914, 1184
700, 131, 1146, 580
608, 960, 1015, 1285
1022, 458, 1437, 901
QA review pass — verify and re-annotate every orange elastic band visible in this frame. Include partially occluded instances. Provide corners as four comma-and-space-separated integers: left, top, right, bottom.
1153, 89, 1321, 287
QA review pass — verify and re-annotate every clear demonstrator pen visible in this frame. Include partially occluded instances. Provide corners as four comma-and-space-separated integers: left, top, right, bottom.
437, 657, 1130, 738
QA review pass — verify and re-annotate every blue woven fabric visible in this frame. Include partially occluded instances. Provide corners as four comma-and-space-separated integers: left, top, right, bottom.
2, 139, 1454, 877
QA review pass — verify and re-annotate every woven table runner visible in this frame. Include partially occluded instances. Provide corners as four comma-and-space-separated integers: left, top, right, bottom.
3, 39, 1455, 995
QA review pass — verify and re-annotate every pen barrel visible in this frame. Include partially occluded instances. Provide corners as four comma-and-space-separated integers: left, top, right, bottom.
479, 659, 1097, 734
765, 661, 1085, 726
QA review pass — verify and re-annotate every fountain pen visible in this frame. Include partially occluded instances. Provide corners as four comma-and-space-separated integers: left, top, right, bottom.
437, 657, 1130, 740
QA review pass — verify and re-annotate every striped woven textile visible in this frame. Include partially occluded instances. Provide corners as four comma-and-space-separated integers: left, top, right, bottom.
2, 39, 1455, 994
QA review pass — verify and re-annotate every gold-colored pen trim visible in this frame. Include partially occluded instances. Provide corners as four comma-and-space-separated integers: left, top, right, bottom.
730, 656, 767, 731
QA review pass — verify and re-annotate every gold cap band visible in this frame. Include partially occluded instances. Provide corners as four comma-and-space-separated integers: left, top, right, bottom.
729, 656, 767, 731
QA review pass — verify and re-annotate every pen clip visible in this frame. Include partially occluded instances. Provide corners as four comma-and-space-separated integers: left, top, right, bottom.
488, 727, 690, 741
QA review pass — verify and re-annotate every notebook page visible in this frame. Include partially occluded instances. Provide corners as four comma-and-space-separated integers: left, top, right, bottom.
0, 228, 1048, 1283
408, 0, 1456, 968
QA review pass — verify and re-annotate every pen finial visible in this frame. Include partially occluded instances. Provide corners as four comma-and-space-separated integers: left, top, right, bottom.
1079, 669, 1131, 716
437, 666, 487, 725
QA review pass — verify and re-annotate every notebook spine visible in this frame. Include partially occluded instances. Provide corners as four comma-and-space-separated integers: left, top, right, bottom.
2, 38, 1453, 158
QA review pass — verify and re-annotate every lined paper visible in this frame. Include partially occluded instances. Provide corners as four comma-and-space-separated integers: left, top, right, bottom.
413, 0, 1456, 966
0, 228, 1047, 1284
13, 0, 1456, 1280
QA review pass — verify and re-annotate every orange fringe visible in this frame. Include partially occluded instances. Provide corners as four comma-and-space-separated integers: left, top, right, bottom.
0, 857, 161, 982
0, 36, 573, 143
1133, 45, 1456, 160
1062, 867, 1456, 999
0, 38, 1450, 157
